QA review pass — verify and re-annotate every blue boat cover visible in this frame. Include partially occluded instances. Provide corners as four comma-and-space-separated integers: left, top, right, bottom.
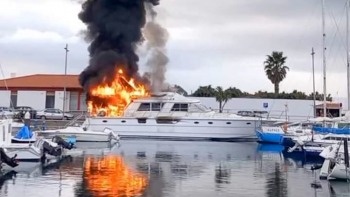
313, 126, 350, 135
67, 137, 76, 144
14, 126, 33, 139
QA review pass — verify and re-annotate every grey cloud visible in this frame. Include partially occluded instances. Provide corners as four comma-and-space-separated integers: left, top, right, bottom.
0, 0, 349, 97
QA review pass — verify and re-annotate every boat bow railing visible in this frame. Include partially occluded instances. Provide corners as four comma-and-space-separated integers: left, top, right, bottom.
65, 113, 85, 128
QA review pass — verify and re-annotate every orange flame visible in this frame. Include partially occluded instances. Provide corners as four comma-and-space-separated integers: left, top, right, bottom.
84, 156, 148, 197
88, 69, 148, 117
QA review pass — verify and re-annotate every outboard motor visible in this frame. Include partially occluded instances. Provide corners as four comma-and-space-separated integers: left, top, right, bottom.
52, 136, 74, 150
42, 141, 62, 157
0, 148, 18, 168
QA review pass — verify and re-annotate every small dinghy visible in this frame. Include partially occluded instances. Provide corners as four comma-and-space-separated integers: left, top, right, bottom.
0, 119, 76, 162
37, 127, 118, 142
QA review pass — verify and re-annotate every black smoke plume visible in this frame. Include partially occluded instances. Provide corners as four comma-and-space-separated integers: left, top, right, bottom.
78, 0, 160, 93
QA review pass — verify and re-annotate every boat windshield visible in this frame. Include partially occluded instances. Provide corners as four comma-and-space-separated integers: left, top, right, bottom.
197, 104, 211, 112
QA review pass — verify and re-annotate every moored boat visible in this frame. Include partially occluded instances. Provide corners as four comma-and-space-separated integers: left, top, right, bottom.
11, 125, 36, 144
0, 119, 74, 162
256, 122, 313, 145
318, 142, 350, 180
82, 92, 281, 141
37, 127, 116, 142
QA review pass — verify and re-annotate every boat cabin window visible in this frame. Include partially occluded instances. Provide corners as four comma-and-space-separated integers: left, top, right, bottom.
325, 136, 347, 141
138, 103, 151, 111
152, 103, 163, 111
138, 103, 164, 111
171, 104, 188, 112
339, 123, 350, 129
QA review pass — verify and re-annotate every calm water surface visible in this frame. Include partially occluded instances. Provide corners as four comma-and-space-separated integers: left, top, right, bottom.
0, 140, 349, 197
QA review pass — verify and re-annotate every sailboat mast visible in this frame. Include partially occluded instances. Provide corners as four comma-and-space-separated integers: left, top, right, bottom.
312, 48, 316, 118
347, 0, 350, 111
322, 0, 327, 118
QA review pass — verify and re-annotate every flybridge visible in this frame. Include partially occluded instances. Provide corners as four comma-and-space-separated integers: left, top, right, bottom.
135, 92, 201, 103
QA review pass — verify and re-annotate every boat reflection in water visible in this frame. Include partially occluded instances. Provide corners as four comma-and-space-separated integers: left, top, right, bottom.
80, 156, 148, 197
329, 181, 350, 196
0, 141, 346, 197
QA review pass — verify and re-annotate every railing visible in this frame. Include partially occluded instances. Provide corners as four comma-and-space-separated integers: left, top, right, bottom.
10, 108, 313, 129
64, 113, 85, 127
124, 109, 312, 122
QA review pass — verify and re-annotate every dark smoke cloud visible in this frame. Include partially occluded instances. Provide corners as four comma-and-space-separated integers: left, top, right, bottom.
144, 3, 169, 92
78, 0, 160, 93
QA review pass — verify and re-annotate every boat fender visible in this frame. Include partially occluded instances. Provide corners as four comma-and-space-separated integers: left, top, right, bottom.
0, 148, 18, 168
283, 123, 288, 133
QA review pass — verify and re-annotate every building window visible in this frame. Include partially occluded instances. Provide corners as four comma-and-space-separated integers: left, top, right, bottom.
171, 104, 188, 112
45, 92, 55, 109
70, 92, 79, 111
80, 93, 87, 111
10, 93, 17, 108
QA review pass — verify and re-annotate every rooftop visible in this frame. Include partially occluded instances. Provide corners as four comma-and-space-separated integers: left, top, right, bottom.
0, 74, 82, 89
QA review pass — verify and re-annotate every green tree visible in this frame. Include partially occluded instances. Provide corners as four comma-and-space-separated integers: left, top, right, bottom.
215, 86, 232, 113
225, 87, 243, 97
192, 85, 216, 97
264, 51, 289, 96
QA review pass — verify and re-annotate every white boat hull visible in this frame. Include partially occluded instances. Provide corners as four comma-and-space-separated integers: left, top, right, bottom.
319, 159, 331, 178
84, 117, 260, 141
3, 145, 42, 161
37, 127, 111, 142
329, 164, 350, 180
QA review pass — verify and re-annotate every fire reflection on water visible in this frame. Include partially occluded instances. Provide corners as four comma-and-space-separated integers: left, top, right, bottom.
84, 156, 148, 197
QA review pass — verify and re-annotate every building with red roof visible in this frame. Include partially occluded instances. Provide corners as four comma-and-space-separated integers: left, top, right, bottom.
0, 74, 85, 111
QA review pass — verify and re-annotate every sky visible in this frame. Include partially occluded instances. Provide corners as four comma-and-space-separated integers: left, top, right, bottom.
0, 0, 349, 98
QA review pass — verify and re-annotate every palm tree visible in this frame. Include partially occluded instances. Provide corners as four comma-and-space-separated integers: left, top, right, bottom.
264, 51, 289, 96
215, 86, 232, 113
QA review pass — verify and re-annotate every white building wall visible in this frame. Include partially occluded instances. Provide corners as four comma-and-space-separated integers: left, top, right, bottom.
190, 97, 315, 122
0, 91, 11, 107
55, 91, 70, 111
17, 91, 46, 110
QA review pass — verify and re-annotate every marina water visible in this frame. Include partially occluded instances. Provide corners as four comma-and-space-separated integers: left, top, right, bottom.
1, 140, 349, 197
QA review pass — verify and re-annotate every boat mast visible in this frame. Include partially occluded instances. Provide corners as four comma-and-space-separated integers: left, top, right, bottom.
322, 0, 327, 118
347, 0, 350, 112
312, 48, 316, 118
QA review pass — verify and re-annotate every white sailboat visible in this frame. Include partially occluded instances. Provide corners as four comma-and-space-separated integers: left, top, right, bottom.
318, 143, 350, 180
82, 92, 281, 141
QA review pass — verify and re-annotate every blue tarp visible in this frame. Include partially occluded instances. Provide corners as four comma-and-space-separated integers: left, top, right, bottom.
14, 126, 33, 139
313, 126, 350, 135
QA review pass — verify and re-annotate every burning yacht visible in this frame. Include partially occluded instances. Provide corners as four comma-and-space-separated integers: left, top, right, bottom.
82, 92, 280, 141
